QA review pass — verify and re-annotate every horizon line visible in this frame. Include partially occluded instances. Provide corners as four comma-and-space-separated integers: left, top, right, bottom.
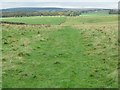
1, 6, 117, 10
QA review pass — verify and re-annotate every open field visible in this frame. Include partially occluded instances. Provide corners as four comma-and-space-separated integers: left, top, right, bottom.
1, 15, 117, 25
1, 16, 66, 25
2, 15, 118, 88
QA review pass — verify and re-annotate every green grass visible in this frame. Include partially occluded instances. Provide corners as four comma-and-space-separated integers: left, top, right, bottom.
1, 15, 118, 25
1, 16, 66, 25
2, 15, 118, 88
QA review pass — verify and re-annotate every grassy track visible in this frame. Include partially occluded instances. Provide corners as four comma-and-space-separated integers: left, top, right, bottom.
2, 15, 118, 88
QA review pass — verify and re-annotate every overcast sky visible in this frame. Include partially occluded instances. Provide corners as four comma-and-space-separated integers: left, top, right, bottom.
0, 0, 119, 9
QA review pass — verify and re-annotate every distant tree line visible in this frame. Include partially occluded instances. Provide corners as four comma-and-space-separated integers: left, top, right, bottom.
109, 9, 118, 14
2, 9, 118, 17
2, 11, 81, 17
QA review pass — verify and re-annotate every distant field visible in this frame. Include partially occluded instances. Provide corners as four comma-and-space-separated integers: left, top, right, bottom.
81, 10, 110, 16
1, 15, 117, 25
62, 15, 117, 25
2, 15, 118, 88
1, 16, 66, 25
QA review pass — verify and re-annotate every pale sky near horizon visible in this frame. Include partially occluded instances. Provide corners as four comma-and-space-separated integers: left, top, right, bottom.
0, 0, 119, 9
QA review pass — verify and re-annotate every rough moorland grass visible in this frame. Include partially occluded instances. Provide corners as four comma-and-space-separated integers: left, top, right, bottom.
62, 15, 118, 25
0, 26, 2, 89
2, 15, 118, 88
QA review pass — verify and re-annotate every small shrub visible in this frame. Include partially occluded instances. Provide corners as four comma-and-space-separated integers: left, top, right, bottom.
2, 58, 7, 61
18, 52, 24, 57
54, 61, 61, 64
4, 41, 8, 45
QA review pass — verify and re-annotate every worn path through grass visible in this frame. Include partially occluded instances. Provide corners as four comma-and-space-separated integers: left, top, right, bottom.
2, 15, 118, 88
